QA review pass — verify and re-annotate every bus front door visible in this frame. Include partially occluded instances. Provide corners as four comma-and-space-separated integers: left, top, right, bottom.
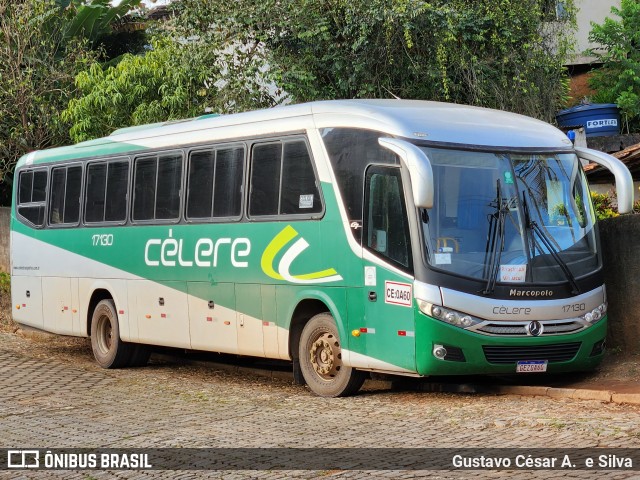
356, 165, 417, 373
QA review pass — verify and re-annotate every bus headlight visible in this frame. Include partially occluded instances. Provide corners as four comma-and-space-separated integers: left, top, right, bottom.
417, 300, 482, 329
581, 302, 607, 325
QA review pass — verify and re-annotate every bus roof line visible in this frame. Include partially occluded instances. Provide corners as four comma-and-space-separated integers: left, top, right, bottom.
20, 100, 575, 166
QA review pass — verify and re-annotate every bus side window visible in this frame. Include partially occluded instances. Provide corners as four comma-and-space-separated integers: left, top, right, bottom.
249, 139, 321, 218
156, 153, 182, 220
364, 166, 412, 270
17, 169, 48, 227
105, 161, 129, 222
213, 147, 244, 218
280, 140, 322, 215
49, 165, 82, 225
187, 149, 216, 218
133, 157, 157, 221
85, 163, 108, 223
249, 143, 282, 217
187, 145, 244, 220
133, 152, 182, 222
86, 160, 129, 223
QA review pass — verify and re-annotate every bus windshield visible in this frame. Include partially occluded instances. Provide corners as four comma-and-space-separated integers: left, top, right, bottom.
420, 147, 600, 285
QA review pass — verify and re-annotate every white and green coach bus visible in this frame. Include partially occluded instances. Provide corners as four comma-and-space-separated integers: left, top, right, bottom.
10, 100, 633, 396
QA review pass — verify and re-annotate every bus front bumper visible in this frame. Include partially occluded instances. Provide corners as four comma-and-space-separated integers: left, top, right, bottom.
415, 314, 607, 376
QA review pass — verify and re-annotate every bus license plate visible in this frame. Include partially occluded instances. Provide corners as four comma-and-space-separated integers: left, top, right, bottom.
516, 360, 548, 373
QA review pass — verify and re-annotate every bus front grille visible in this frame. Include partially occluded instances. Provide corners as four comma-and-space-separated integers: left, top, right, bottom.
476, 321, 584, 336
482, 342, 581, 364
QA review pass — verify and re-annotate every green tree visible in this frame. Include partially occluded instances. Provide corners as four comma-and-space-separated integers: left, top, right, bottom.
55, 0, 141, 46
175, 0, 575, 122
64, 0, 576, 143
64, 21, 283, 142
55, 0, 147, 61
0, 0, 144, 204
64, 38, 218, 142
0, 0, 96, 198
587, 0, 640, 133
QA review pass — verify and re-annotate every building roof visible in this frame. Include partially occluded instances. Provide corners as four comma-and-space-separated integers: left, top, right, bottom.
585, 142, 640, 181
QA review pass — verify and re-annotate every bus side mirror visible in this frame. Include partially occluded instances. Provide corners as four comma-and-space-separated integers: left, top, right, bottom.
575, 147, 634, 214
378, 138, 434, 209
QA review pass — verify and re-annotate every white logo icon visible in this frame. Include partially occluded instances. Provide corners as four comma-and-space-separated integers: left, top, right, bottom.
8, 450, 40, 469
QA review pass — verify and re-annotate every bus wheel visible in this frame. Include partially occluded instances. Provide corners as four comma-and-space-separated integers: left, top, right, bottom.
90, 299, 134, 368
299, 313, 365, 397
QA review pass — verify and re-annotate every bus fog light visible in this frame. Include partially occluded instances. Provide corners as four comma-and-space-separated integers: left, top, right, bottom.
433, 344, 447, 360
445, 312, 457, 323
432, 306, 442, 318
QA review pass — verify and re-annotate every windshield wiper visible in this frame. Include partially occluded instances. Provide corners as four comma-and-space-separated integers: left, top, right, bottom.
483, 180, 507, 294
521, 192, 580, 295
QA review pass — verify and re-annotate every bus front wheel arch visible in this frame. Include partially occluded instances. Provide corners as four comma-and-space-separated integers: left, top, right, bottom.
90, 299, 135, 369
298, 313, 365, 397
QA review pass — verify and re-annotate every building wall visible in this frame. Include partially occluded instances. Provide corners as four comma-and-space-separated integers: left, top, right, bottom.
599, 215, 640, 352
590, 182, 640, 204
569, 0, 621, 65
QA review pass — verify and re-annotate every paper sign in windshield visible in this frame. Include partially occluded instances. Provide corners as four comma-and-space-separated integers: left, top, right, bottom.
299, 195, 314, 209
500, 264, 527, 283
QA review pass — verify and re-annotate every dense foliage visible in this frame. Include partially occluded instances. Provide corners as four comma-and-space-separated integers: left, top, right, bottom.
587, 0, 640, 133
3, 0, 578, 191
55, 0, 143, 51
0, 0, 143, 203
175, 0, 575, 121
0, 0, 95, 197
65, 0, 576, 142
589, 190, 640, 220
590, 191, 619, 220
65, 38, 214, 142
64, 34, 281, 142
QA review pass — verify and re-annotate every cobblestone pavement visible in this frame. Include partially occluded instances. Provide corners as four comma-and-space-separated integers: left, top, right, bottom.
1, 333, 640, 479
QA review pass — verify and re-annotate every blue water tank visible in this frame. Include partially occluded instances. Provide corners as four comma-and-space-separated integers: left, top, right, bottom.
556, 103, 620, 137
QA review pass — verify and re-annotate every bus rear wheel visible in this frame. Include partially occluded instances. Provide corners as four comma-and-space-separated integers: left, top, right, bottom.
299, 313, 365, 397
90, 299, 134, 368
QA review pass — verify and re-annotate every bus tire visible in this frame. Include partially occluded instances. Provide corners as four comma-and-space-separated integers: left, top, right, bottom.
90, 299, 134, 368
299, 313, 365, 397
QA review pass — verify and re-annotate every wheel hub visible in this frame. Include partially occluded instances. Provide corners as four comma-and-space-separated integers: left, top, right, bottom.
309, 332, 342, 379
97, 315, 113, 354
